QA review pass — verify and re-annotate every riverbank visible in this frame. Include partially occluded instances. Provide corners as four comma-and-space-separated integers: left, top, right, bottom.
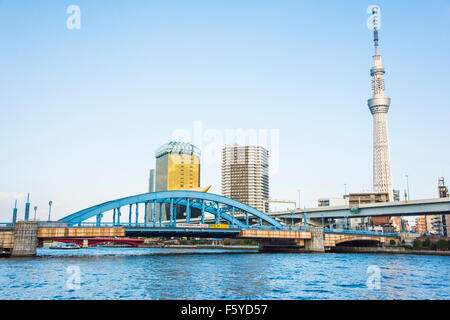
330, 246, 450, 256
98, 244, 450, 255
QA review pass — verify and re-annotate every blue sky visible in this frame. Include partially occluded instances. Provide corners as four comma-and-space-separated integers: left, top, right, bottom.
0, 0, 449, 222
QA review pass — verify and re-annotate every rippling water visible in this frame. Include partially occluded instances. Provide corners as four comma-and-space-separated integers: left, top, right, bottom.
0, 247, 449, 299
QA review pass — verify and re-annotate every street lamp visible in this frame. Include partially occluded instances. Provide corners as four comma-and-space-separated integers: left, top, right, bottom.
290, 210, 294, 227
297, 189, 301, 208
33, 206, 37, 221
48, 201, 53, 221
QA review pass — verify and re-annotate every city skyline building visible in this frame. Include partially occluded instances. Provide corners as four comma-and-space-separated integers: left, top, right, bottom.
154, 141, 201, 192
415, 216, 427, 234
318, 198, 348, 207
148, 141, 202, 222
368, 7, 394, 202
222, 144, 269, 213
438, 177, 450, 236
148, 169, 155, 193
343, 192, 389, 228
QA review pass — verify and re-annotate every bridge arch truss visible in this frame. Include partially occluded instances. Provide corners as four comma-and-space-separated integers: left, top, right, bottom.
58, 191, 284, 230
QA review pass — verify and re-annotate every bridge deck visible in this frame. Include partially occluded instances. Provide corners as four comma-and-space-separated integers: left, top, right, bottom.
37, 227, 125, 238
124, 227, 241, 238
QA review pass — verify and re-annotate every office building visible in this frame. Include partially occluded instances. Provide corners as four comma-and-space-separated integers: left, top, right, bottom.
148, 141, 202, 222
154, 141, 201, 191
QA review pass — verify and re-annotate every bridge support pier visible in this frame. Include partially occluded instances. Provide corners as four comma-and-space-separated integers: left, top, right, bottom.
11, 221, 38, 257
82, 239, 89, 248
304, 227, 325, 253
257, 228, 325, 253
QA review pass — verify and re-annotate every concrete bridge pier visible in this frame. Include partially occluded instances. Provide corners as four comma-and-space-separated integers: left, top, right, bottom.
257, 227, 325, 253
304, 227, 325, 253
11, 221, 39, 257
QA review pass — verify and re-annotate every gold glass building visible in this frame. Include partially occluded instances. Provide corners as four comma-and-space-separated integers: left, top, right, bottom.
148, 141, 202, 223
154, 141, 201, 191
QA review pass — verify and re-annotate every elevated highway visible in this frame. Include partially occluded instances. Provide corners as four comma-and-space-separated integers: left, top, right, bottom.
269, 198, 450, 220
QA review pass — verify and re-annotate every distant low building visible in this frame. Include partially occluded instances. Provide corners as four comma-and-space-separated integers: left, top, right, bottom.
344, 192, 389, 206
416, 216, 427, 235
318, 198, 348, 207
344, 192, 389, 226
391, 217, 409, 233
426, 215, 444, 236
393, 189, 400, 202
438, 177, 450, 236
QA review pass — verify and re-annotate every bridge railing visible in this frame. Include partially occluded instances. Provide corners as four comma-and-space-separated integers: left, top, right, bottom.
282, 226, 311, 232
1, 221, 398, 237
0, 223, 13, 228
244, 225, 310, 232
323, 228, 399, 237
70, 222, 311, 232
38, 222, 68, 228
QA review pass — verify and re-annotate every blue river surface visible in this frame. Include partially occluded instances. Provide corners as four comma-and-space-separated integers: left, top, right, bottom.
0, 247, 449, 300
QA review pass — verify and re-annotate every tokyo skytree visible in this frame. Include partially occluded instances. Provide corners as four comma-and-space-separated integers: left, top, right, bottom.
367, 7, 393, 201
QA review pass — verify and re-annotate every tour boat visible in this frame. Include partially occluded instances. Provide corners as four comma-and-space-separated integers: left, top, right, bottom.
49, 242, 80, 250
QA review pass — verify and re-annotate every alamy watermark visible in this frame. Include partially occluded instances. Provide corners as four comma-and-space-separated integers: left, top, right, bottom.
366, 265, 381, 289
66, 5, 81, 30
171, 121, 280, 175
66, 265, 81, 290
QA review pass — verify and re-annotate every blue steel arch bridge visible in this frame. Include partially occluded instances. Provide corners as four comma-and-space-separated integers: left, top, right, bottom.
58, 190, 286, 238
1, 190, 402, 256
55, 190, 400, 239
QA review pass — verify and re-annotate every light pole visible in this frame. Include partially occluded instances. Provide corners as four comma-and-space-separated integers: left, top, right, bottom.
48, 201, 53, 221
290, 210, 294, 227
297, 189, 301, 208
405, 175, 410, 201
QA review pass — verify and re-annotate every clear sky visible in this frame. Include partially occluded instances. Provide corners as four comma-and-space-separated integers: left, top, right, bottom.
0, 0, 449, 222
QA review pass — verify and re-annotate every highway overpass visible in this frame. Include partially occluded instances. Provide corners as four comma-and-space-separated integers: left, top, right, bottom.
270, 198, 450, 220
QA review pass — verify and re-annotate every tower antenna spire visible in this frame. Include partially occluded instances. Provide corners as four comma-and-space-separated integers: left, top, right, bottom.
372, 6, 380, 55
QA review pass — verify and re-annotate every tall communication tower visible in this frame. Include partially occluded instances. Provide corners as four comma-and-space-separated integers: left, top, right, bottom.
367, 7, 393, 201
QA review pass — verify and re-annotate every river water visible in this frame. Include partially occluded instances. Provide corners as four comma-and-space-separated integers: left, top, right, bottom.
0, 247, 449, 300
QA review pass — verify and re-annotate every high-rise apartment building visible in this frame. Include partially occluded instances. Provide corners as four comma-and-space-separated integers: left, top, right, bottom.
222, 144, 269, 213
